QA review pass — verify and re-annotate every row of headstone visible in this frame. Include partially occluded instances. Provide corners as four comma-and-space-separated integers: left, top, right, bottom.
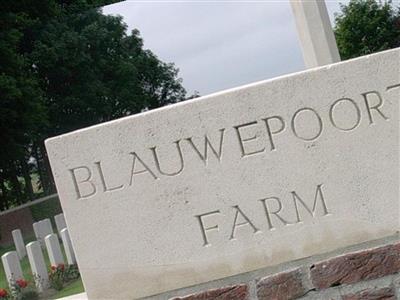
12, 214, 68, 261
3, 213, 75, 291
2, 228, 76, 292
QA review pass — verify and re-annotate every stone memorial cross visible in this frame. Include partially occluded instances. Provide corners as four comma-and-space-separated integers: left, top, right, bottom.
290, 0, 341, 68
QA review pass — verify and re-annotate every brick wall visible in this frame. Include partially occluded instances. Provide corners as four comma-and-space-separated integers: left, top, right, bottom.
0, 207, 34, 246
150, 235, 400, 300
0, 194, 61, 246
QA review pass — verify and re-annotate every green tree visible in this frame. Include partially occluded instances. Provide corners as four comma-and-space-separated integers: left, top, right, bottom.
0, 1, 186, 209
32, 10, 185, 135
334, 0, 400, 60
0, 3, 48, 208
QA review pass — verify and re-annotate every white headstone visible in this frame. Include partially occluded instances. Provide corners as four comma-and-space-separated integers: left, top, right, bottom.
45, 48, 400, 299
11, 229, 26, 260
26, 241, 49, 292
290, 0, 340, 68
41, 218, 53, 236
60, 228, 76, 265
33, 219, 54, 248
54, 213, 67, 233
45, 233, 65, 267
1, 251, 23, 288
32, 222, 41, 245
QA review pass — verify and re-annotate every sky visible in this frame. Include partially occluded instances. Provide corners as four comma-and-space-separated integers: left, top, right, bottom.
102, 1, 348, 96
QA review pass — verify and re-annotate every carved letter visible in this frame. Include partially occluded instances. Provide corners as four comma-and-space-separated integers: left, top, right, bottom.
362, 91, 389, 124
386, 83, 400, 92
195, 210, 221, 246
186, 129, 225, 165
69, 166, 96, 200
150, 140, 184, 176
259, 197, 292, 230
291, 184, 330, 222
129, 152, 158, 185
234, 121, 265, 157
95, 161, 124, 192
230, 205, 260, 240
329, 98, 361, 131
291, 107, 323, 141
262, 116, 286, 151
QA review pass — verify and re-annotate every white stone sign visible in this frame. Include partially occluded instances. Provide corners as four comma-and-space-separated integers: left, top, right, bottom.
46, 48, 400, 299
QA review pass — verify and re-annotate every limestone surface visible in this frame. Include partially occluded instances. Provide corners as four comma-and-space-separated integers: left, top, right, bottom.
46, 48, 400, 299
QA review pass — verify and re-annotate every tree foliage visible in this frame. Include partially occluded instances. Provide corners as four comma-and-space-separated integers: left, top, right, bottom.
32, 9, 185, 135
334, 0, 400, 60
0, 1, 186, 209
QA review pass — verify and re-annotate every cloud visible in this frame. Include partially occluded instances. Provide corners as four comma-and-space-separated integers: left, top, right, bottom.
103, 1, 346, 96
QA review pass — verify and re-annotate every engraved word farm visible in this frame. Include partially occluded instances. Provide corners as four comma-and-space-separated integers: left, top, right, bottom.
45, 47, 400, 299
65, 83, 399, 247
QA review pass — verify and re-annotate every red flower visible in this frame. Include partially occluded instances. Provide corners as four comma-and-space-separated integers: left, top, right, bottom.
58, 264, 65, 271
0, 288, 8, 298
51, 265, 57, 271
16, 279, 28, 288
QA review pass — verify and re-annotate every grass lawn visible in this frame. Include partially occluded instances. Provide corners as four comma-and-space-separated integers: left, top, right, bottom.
50, 279, 84, 299
0, 241, 84, 299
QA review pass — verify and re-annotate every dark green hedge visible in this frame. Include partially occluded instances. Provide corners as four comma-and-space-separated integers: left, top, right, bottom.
29, 196, 63, 230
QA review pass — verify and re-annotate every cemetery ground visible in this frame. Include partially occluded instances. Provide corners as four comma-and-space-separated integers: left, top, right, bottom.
0, 237, 84, 299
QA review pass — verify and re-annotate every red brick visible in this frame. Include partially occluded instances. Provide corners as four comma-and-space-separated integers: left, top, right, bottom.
256, 269, 306, 300
342, 287, 395, 300
0, 207, 34, 246
310, 243, 400, 289
171, 284, 249, 300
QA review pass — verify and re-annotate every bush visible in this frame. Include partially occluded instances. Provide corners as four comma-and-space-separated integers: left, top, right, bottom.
7, 279, 38, 300
49, 264, 80, 291
29, 196, 62, 229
